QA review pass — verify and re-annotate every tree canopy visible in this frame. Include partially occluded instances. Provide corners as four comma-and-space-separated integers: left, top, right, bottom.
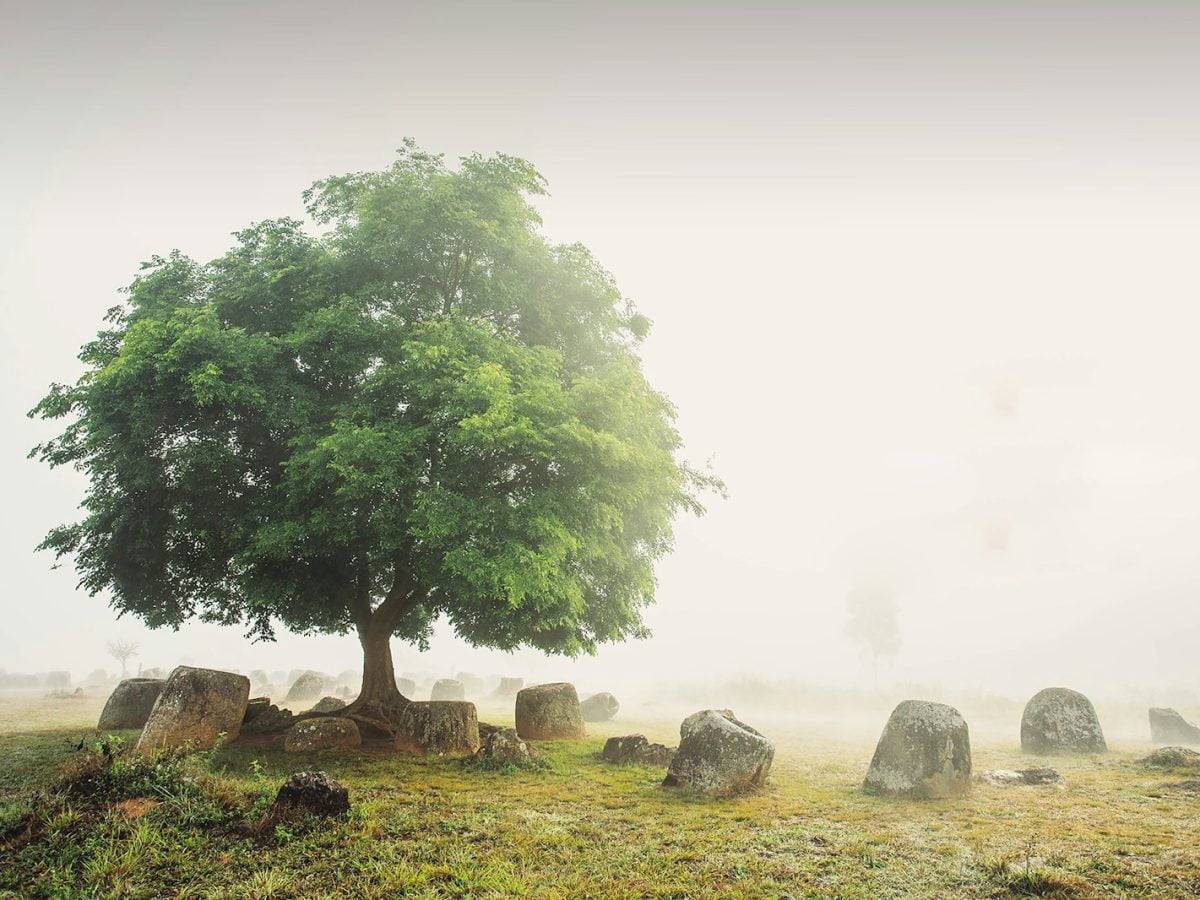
32, 141, 719, 719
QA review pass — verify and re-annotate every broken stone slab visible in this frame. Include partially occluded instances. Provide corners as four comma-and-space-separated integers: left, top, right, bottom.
241, 701, 295, 735
242, 697, 272, 723
663, 709, 773, 796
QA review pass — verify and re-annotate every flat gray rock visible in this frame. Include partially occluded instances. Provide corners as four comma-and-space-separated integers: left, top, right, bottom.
980, 767, 1062, 786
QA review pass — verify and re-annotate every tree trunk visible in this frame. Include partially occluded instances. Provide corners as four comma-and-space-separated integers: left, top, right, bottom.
359, 623, 405, 709
304, 615, 412, 741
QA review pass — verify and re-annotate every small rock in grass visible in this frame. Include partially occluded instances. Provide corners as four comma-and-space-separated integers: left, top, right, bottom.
979, 767, 1062, 786
270, 770, 349, 819
1142, 746, 1200, 768
601, 734, 675, 767
476, 727, 537, 765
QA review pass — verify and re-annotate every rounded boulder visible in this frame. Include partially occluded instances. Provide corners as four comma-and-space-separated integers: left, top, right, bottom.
97, 678, 165, 730
311, 696, 347, 714
285, 671, 325, 703
135, 666, 250, 754
863, 700, 972, 799
283, 717, 361, 752
1021, 688, 1107, 754
580, 692, 620, 722
515, 683, 585, 740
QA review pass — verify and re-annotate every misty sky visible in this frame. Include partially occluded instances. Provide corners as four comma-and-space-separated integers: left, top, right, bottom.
3, 1, 1199, 697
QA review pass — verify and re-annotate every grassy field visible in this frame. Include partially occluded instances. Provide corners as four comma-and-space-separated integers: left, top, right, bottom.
2, 690, 1199, 898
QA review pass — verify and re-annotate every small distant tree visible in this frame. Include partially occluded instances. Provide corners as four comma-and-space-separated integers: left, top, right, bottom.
106, 639, 138, 678
44, 671, 71, 689
32, 141, 720, 736
844, 587, 901, 687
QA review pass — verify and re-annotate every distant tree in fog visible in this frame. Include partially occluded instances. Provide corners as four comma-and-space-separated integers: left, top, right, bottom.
106, 639, 138, 679
844, 588, 901, 686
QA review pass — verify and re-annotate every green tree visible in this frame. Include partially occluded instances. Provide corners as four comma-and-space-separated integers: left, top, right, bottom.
31, 142, 720, 734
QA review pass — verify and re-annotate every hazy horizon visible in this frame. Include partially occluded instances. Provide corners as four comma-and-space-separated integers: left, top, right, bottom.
4, 1, 1200, 703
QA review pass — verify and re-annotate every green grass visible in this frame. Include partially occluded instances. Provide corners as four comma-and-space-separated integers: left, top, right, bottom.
1, 692, 1199, 898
